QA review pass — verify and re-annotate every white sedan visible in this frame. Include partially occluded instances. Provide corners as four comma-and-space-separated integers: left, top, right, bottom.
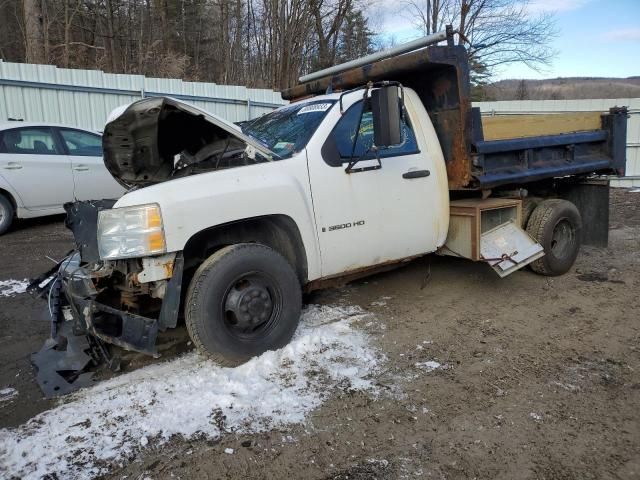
0, 122, 125, 234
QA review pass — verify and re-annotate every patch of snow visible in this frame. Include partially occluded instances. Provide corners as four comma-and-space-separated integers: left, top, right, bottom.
224, 448, 234, 455
0, 388, 18, 403
0, 279, 29, 298
415, 361, 442, 371
0, 305, 383, 480
370, 300, 387, 307
529, 412, 543, 421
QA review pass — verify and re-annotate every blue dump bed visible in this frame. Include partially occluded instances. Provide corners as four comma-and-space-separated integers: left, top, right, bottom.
470, 107, 627, 189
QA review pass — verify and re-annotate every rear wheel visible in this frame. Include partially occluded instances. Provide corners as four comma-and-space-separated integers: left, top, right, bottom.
526, 199, 582, 276
0, 194, 14, 235
521, 197, 541, 228
185, 243, 302, 366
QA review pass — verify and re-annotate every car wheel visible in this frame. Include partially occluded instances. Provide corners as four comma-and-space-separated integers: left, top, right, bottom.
526, 199, 582, 276
0, 194, 14, 235
185, 243, 302, 366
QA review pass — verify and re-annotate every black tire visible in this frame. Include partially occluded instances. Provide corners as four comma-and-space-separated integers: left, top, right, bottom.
185, 243, 302, 366
526, 199, 582, 276
521, 197, 541, 228
0, 194, 14, 235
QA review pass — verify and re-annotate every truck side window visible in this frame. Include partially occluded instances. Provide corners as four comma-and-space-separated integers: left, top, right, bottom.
329, 99, 419, 163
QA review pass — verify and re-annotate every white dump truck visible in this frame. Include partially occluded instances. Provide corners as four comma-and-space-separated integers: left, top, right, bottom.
31, 27, 627, 394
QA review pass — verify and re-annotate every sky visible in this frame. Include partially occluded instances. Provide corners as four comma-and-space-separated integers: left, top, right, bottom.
373, 0, 640, 80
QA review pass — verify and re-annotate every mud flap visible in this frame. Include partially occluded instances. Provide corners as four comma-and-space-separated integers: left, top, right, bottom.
481, 220, 544, 277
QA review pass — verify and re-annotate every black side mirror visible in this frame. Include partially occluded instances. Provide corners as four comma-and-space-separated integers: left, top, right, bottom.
371, 86, 402, 147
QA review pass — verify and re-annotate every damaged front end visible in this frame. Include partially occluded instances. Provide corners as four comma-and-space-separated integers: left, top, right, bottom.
28, 96, 279, 396
30, 200, 184, 396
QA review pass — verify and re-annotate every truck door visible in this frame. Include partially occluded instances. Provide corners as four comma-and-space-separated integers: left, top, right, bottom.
306, 92, 446, 278
0, 126, 75, 211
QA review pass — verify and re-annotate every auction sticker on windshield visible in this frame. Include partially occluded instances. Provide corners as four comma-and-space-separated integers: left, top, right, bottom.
297, 103, 333, 115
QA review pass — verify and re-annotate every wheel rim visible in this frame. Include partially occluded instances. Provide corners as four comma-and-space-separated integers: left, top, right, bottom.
550, 218, 576, 258
221, 271, 282, 340
0, 203, 5, 224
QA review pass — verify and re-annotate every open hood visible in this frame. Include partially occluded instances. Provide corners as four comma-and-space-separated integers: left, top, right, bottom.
103, 97, 277, 188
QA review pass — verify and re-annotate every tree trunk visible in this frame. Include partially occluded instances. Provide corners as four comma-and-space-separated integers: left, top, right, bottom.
23, 0, 46, 63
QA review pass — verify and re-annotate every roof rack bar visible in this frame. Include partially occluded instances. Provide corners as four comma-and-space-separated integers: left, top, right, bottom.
298, 28, 451, 83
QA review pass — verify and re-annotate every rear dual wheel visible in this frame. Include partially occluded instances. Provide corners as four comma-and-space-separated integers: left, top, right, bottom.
526, 199, 582, 276
185, 243, 302, 366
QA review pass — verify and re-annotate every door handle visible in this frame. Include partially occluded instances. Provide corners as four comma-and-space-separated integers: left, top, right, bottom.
4, 162, 22, 170
402, 169, 430, 179
73, 165, 90, 171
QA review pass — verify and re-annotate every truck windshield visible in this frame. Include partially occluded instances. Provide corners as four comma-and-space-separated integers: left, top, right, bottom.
241, 101, 335, 158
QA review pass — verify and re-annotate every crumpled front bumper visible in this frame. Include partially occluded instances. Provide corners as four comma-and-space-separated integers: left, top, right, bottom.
58, 253, 161, 355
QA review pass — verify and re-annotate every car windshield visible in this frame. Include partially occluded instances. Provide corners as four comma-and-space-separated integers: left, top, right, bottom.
241, 100, 335, 158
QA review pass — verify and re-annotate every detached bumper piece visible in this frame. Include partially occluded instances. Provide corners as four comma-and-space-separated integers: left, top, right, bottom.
31, 322, 104, 397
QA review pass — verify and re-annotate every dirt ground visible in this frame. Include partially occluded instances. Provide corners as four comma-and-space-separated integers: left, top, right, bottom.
1, 189, 639, 479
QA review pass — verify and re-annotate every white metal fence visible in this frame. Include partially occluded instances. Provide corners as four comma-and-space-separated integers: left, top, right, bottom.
474, 98, 640, 187
0, 61, 287, 131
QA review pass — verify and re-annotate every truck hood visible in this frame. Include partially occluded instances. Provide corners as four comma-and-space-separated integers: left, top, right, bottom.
103, 97, 278, 188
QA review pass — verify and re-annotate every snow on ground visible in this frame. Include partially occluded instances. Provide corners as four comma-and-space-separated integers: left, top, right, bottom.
0, 388, 18, 404
0, 304, 383, 480
415, 361, 442, 371
0, 279, 29, 297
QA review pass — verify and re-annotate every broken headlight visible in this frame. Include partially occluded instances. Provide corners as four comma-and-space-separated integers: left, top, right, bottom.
97, 203, 166, 260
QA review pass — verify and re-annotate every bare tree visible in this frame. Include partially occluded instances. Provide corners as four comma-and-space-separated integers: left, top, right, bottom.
404, 0, 557, 80
3, 0, 377, 90
515, 79, 528, 99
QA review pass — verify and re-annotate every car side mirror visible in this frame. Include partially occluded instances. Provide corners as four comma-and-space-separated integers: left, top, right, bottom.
371, 86, 402, 147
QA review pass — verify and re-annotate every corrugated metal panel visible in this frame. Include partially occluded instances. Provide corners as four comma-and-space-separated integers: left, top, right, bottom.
475, 98, 640, 187
0, 60, 288, 131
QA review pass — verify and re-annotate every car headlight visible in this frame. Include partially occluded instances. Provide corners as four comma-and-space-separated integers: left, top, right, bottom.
97, 204, 166, 260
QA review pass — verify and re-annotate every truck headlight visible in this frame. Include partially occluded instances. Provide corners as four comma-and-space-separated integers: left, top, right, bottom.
97, 204, 166, 260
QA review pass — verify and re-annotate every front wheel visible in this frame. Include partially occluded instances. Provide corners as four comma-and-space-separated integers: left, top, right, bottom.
526, 199, 582, 276
185, 243, 302, 366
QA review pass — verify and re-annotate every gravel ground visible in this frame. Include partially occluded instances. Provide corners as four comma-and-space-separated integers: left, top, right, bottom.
0, 189, 638, 479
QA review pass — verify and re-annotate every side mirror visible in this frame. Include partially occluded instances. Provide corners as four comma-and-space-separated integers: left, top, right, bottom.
371, 86, 402, 147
